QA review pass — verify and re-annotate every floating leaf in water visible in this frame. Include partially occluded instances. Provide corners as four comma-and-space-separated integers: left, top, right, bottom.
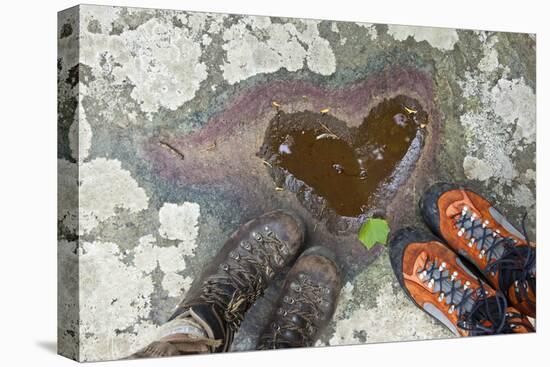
358, 218, 390, 250
404, 106, 417, 114
315, 133, 339, 140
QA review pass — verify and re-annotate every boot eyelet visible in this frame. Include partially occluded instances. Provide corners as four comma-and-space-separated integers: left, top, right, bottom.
290, 282, 302, 292
221, 263, 230, 272
240, 241, 252, 250
284, 296, 295, 304
418, 270, 427, 280
253, 232, 262, 241
280, 245, 289, 255
229, 251, 240, 261
272, 322, 281, 332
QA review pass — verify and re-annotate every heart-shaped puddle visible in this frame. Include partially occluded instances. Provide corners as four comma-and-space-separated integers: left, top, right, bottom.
258, 95, 427, 220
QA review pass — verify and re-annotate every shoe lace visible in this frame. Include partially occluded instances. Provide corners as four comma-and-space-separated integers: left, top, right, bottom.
418, 256, 526, 335
260, 273, 329, 348
418, 256, 480, 318
200, 229, 289, 331
452, 209, 535, 306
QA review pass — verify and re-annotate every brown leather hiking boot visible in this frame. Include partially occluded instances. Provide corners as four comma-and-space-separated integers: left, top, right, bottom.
132, 210, 305, 358
389, 227, 534, 336
257, 246, 341, 349
420, 183, 536, 317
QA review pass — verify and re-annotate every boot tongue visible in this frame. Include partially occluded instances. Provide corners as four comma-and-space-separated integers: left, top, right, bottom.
188, 304, 231, 352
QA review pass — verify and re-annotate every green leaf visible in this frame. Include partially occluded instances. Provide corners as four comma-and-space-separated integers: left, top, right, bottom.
358, 218, 390, 250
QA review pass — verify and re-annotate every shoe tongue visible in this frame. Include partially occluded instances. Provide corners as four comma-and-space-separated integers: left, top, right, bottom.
188, 304, 229, 350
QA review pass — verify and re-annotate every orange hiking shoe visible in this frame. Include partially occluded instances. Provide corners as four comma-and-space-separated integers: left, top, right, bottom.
420, 183, 536, 317
389, 227, 534, 336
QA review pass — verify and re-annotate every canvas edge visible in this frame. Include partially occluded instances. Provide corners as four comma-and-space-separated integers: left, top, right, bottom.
57, 4, 81, 362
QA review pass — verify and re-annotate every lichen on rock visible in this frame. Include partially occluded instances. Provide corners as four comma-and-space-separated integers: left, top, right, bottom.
221, 16, 336, 84
158, 202, 200, 256
387, 24, 459, 51
79, 158, 149, 234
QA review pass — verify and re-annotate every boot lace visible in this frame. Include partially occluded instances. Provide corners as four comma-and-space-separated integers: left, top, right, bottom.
417, 256, 525, 335
200, 228, 289, 331
259, 273, 330, 348
452, 208, 535, 306
418, 256, 481, 318
457, 292, 531, 335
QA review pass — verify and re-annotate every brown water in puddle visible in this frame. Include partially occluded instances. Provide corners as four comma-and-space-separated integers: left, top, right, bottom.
266, 96, 426, 217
